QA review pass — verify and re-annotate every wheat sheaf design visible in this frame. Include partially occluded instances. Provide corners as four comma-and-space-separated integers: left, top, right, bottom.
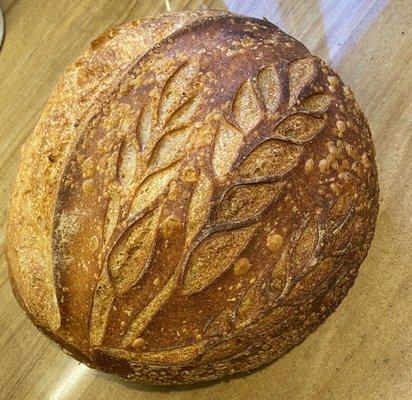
50, 16, 376, 374
94, 57, 329, 349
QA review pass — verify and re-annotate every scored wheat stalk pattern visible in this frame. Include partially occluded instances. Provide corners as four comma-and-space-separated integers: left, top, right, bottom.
84, 54, 360, 355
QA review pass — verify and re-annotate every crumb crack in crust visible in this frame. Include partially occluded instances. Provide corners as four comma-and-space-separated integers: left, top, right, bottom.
7, 11, 379, 385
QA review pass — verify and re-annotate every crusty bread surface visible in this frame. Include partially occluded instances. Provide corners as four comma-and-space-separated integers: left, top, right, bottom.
7, 11, 379, 384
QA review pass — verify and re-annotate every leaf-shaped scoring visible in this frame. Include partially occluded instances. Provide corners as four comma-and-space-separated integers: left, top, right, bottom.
326, 217, 357, 255
257, 64, 281, 112
212, 119, 244, 179
89, 268, 114, 346
273, 113, 325, 143
103, 192, 120, 244
157, 62, 199, 126
288, 257, 335, 303
148, 126, 193, 169
129, 162, 180, 217
232, 79, 263, 132
186, 173, 213, 243
292, 219, 319, 275
288, 57, 316, 106
270, 248, 289, 299
235, 139, 303, 181
204, 310, 234, 337
323, 191, 357, 255
235, 280, 261, 326
165, 95, 201, 131
182, 225, 256, 295
136, 101, 154, 150
108, 208, 160, 294
117, 137, 137, 186
122, 271, 180, 347
330, 191, 355, 230
216, 182, 285, 223
200, 337, 248, 363
300, 93, 331, 113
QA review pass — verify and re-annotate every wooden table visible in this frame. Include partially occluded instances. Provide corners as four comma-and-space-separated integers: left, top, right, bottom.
0, 1, 410, 399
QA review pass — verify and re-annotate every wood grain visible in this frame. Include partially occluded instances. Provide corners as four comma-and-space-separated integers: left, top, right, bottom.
0, 0, 411, 399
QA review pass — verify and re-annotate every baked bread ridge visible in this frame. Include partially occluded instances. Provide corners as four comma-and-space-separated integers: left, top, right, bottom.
7, 10, 225, 332
7, 11, 379, 385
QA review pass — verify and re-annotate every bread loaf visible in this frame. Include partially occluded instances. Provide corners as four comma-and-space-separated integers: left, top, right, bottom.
7, 11, 379, 385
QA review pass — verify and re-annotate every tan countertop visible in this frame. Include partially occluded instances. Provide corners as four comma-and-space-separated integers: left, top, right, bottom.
0, 1, 411, 399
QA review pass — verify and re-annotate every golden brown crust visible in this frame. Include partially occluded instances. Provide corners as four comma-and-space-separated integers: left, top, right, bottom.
7, 10, 226, 332
7, 11, 379, 384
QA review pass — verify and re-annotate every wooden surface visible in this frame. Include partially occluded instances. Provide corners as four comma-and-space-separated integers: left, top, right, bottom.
0, 0, 410, 399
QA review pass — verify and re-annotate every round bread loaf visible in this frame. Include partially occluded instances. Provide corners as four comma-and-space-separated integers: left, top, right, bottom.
7, 11, 379, 384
